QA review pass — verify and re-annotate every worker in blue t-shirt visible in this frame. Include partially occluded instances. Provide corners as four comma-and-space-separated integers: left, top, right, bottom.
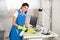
9, 3, 36, 40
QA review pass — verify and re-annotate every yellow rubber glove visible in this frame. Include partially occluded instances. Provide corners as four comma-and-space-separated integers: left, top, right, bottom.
18, 25, 27, 31
22, 26, 27, 31
18, 25, 23, 30
27, 28, 36, 34
18, 25, 36, 34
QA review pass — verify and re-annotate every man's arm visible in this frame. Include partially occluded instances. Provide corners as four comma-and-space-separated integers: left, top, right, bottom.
25, 19, 29, 28
12, 16, 18, 27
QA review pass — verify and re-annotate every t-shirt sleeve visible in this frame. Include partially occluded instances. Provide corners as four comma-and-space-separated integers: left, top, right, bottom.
14, 11, 18, 18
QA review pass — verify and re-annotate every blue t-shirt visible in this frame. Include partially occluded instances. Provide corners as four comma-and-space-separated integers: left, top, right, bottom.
16, 9, 26, 26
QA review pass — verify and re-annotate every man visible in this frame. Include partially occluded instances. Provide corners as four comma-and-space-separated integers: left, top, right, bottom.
9, 3, 36, 40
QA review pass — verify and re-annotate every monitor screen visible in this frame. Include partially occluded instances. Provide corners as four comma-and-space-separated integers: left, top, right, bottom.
30, 16, 38, 28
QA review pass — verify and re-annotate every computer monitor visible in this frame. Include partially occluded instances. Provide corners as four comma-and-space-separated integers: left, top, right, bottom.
30, 16, 38, 28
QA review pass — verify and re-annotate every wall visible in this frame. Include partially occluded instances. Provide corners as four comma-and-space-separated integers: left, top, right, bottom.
6, 0, 40, 10
52, 0, 60, 40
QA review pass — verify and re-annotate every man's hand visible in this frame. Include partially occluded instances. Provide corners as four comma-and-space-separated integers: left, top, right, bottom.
27, 28, 36, 34
18, 25, 36, 34
18, 25, 23, 30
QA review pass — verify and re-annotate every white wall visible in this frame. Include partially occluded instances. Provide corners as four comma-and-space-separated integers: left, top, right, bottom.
0, 0, 41, 16
52, 0, 60, 40
6, 0, 40, 10
41, 0, 51, 29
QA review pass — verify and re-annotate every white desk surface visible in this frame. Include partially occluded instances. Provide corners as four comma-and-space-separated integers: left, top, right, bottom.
23, 31, 58, 39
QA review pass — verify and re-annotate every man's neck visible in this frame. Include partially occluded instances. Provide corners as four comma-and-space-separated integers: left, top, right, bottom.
20, 9, 25, 16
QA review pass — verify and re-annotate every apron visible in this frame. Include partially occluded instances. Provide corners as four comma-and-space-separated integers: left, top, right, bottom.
9, 9, 26, 40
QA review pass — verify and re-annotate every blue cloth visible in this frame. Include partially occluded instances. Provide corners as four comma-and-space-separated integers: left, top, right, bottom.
9, 9, 26, 40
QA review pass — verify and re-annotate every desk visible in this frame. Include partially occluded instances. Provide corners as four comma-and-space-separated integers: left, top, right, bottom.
23, 31, 58, 40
